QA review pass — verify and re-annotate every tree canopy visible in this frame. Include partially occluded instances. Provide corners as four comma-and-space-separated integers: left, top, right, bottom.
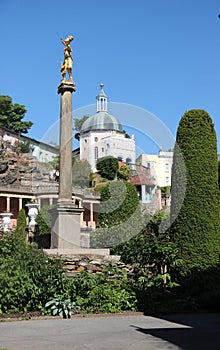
72, 159, 91, 188
91, 180, 144, 247
170, 109, 220, 275
96, 156, 119, 180
0, 95, 33, 134
73, 115, 89, 141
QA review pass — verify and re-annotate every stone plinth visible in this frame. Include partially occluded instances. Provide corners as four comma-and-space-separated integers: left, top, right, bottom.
50, 203, 83, 249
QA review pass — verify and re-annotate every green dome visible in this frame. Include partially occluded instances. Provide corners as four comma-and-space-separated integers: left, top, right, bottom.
80, 111, 123, 133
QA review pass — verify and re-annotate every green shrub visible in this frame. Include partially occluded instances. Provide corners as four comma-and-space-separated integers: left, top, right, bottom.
170, 110, 220, 275
36, 205, 53, 234
96, 156, 118, 180
15, 208, 27, 240
67, 266, 137, 313
117, 164, 130, 180
91, 181, 144, 248
0, 232, 67, 314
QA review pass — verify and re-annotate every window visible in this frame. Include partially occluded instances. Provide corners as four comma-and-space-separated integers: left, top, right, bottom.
165, 163, 169, 171
166, 177, 169, 185
126, 158, 131, 164
94, 146, 98, 160
118, 156, 123, 162
102, 148, 104, 152
94, 137, 98, 142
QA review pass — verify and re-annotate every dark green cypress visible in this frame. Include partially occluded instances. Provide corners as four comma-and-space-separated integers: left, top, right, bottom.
170, 110, 220, 275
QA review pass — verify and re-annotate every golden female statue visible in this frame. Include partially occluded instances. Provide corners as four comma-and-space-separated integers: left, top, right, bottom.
60, 35, 74, 82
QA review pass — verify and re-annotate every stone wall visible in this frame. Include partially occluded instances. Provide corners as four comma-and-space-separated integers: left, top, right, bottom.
54, 254, 134, 277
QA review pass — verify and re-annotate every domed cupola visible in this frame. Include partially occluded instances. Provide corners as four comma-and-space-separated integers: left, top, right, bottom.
96, 83, 108, 112
80, 83, 123, 134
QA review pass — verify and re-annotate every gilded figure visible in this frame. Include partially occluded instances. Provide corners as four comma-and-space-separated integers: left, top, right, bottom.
60, 35, 74, 82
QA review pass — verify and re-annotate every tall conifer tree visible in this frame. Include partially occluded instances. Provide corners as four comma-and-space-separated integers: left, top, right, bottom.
170, 109, 220, 275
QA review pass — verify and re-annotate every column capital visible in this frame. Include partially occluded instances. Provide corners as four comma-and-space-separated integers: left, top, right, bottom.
58, 81, 76, 94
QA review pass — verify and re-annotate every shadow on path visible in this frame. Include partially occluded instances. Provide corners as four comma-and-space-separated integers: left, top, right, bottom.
132, 313, 220, 350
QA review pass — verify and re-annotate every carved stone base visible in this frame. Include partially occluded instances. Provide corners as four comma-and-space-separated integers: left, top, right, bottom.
49, 203, 83, 249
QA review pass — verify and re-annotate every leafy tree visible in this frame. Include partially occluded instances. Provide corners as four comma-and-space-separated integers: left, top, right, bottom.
0, 96, 33, 134
96, 156, 118, 180
117, 164, 130, 181
73, 115, 89, 140
170, 109, 220, 275
91, 181, 144, 247
72, 159, 91, 188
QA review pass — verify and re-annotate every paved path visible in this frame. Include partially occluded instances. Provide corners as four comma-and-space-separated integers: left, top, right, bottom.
0, 313, 220, 350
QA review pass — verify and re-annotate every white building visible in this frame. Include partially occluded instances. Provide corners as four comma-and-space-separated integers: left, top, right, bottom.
80, 84, 136, 172
136, 148, 173, 188
0, 126, 59, 163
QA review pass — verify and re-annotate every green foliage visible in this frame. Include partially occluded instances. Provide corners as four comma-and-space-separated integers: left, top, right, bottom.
45, 298, 80, 318
160, 186, 171, 198
96, 156, 119, 180
123, 130, 130, 138
17, 140, 31, 153
36, 205, 53, 235
0, 95, 33, 134
112, 211, 181, 271
176, 263, 220, 312
15, 208, 27, 240
74, 115, 89, 131
72, 159, 91, 188
0, 232, 67, 314
117, 164, 130, 180
218, 161, 220, 190
73, 115, 89, 140
67, 266, 137, 313
91, 181, 144, 248
170, 110, 220, 275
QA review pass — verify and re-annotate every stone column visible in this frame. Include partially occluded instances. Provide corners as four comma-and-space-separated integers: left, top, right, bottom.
50, 81, 83, 250
58, 82, 75, 203
19, 197, 23, 211
6, 196, 10, 212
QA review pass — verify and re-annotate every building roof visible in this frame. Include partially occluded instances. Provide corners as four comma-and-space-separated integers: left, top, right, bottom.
81, 83, 123, 134
81, 111, 123, 133
130, 174, 154, 186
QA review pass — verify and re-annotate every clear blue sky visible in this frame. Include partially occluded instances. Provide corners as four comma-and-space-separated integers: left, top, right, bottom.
0, 0, 220, 155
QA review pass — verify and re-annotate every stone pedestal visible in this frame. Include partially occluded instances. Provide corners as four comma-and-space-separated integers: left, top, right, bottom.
50, 81, 83, 249
50, 203, 83, 249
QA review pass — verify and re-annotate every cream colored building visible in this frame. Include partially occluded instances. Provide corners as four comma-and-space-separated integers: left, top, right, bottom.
80, 84, 136, 172
136, 149, 173, 188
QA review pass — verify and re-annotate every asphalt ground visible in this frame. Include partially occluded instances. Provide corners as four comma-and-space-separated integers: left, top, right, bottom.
0, 313, 220, 350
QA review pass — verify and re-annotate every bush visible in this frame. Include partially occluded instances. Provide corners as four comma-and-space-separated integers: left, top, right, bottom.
117, 164, 130, 180
67, 266, 137, 313
91, 181, 144, 248
36, 205, 53, 234
96, 156, 118, 180
0, 232, 67, 314
72, 159, 91, 188
16, 208, 27, 240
